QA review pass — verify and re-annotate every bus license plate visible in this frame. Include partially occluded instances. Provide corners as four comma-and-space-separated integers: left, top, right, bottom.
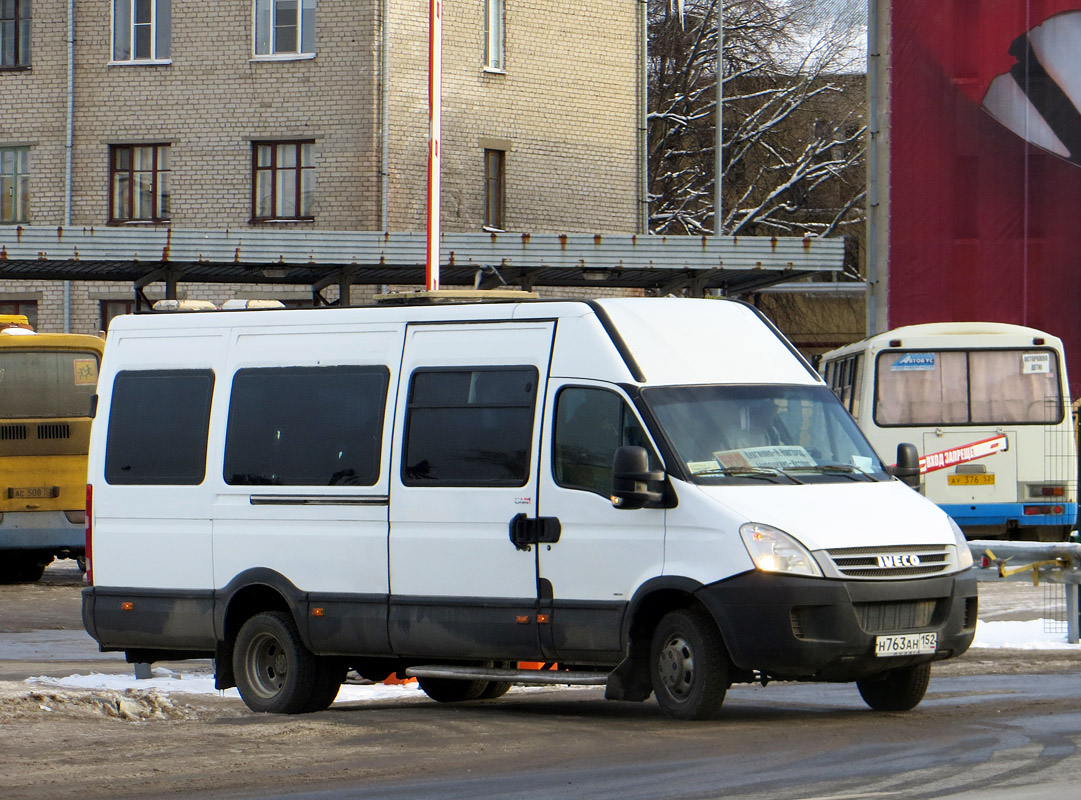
875, 632, 937, 657
9, 487, 58, 499
948, 474, 994, 485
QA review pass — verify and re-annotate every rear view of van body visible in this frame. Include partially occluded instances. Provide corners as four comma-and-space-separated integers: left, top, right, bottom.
82, 298, 976, 719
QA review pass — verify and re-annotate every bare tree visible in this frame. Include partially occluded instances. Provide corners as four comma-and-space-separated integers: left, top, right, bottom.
649, 0, 866, 274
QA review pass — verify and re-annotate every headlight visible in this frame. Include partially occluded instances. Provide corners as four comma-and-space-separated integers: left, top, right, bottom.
739, 523, 822, 577
949, 517, 974, 570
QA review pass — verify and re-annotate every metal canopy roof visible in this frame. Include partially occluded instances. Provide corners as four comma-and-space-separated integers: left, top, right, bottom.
0, 226, 844, 299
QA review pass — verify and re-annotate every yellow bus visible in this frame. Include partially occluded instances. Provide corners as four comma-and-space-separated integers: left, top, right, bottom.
1, 326, 104, 583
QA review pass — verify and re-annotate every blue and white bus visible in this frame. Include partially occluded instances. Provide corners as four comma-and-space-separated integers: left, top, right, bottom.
820, 322, 1077, 541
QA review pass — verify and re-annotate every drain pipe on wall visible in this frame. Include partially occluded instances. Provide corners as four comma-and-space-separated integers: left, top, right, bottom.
63, 0, 75, 332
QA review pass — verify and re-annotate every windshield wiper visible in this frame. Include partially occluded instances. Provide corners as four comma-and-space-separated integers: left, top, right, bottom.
784, 464, 875, 482
695, 466, 803, 485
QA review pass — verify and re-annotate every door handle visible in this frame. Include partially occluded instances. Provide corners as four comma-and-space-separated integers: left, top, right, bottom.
509, 513, 561, 551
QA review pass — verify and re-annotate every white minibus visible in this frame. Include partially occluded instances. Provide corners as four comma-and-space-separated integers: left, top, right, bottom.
820, 322, 1077, 540
82, 298, 976, 719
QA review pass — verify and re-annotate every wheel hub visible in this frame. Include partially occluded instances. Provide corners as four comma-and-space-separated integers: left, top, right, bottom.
658, 634, 695, 699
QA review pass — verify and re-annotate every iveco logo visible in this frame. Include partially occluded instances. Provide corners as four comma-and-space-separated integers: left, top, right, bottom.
877, 554, 922, 568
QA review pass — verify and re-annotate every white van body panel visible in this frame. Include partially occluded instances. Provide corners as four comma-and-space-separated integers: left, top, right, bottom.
388, 321, 555, 599
695, 481, 957, 551
210, 323, 401, 594
87, 324, 227, 589
599, 298, 818, 386
659, 479, 757, 584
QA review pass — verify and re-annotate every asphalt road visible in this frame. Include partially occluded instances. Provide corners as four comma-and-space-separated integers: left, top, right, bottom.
1, 561, 1079, 800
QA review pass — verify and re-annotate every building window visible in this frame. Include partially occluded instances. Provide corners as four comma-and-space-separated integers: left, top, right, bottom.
484, 0, 504, 70
484, 148, 505, 230
100, 299, 133, 332
254, 0, 316, 56
1, 0, 30, 68
105, 370, 215, 485
252, 141, 315, 221
112, 0, 171, 62
110, 144, 171, 223
403, 367, 537, 486
1, 147, 30, 223
0, 299, 37, 329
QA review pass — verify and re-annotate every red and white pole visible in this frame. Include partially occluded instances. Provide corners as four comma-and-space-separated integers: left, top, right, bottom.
425, 0, 443, 292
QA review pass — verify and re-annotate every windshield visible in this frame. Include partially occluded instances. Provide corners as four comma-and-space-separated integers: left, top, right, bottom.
0, 350, 100, 419
642, 384, 888, 485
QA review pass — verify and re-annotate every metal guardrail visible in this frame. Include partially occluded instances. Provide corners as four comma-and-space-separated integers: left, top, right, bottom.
968, 539, 1081, 643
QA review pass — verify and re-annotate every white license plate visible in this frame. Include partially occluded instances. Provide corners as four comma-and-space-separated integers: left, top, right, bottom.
874, 632, 937, 657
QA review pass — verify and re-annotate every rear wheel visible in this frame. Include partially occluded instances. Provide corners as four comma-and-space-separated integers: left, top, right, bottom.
417, 676, 489, 703
233, 611, 319, 714
857, 662, 931, 712
649, 608, 729, 720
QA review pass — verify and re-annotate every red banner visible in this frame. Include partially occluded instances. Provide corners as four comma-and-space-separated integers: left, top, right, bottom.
889, 1, 1081, 396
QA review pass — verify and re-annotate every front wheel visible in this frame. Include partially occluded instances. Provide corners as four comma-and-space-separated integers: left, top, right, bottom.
233, 611, 319, 714
856, 662, 931, 712
649, 608, 729, 720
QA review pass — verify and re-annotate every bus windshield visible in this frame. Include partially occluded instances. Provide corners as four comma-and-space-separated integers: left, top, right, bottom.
0, 350, 100, 419
642, 384, 888, 484
874, 348, 1063, 426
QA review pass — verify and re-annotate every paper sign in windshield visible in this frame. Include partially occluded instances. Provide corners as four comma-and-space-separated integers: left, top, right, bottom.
1022, 353, 1051, 374
919, 434, 1008, 474
714, 446, 817, 470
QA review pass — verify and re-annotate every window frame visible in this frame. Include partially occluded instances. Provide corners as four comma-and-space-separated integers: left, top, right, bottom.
873, 347, 1066, 427
0, 299, 37, 328
1, 146, 30, 223
253, 0, 316, 59
483, 0, 505, 71
111, 0, 172, 64
251, 140, 316, 222
484, 148, 505, 231
109, 143, 172, 224
552, 385, 659, 498
104, 369, 215, 486
402, 365, 539, 488
0, 0, 31, 69
223, 365, 389, 488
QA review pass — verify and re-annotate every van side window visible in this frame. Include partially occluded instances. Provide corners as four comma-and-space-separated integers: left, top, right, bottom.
224, 366, 389, 486
105, 370, 214, 485
553, 387, 656, 497
402, 367, 537, 486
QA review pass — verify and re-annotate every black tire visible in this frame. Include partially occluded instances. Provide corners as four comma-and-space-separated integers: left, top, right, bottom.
0, 557, 47, 584
649, 608, 729, 720
857, 662, 932, 712
233, 611, 319, 714
302, 658, 348, 713
417, 676, 489, 703
18, 558, 47, 583
477, 680, 512, 699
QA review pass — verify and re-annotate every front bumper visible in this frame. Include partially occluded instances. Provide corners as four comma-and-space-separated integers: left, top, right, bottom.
694, 569, 978, 681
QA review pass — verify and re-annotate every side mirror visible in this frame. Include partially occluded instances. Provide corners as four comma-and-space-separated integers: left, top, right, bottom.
611, 446, 666, 510
892, 442, 921, 489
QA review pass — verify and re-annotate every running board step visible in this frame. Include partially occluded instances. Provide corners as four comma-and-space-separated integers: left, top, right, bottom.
405, 665, 610, 686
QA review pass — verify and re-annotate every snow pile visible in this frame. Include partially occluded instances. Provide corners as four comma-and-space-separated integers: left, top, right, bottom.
0, 681, 199, 722
970, 618, 1079, 650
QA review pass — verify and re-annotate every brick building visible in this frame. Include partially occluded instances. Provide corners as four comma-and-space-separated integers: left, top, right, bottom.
1, 1, 646, 332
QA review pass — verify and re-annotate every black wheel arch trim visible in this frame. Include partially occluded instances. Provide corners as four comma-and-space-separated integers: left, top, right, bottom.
621, 575, 707, 647
213, 567, 310, 647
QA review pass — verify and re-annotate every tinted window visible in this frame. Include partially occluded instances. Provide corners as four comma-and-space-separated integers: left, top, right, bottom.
553, 387, 657, 497
0, 350, 99, 419
105, 370, 214, 485
224, 366, 389, 486
403, 367, 537, 486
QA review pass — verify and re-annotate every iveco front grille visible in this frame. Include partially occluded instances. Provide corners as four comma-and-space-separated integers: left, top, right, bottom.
817, 544, 955, 580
